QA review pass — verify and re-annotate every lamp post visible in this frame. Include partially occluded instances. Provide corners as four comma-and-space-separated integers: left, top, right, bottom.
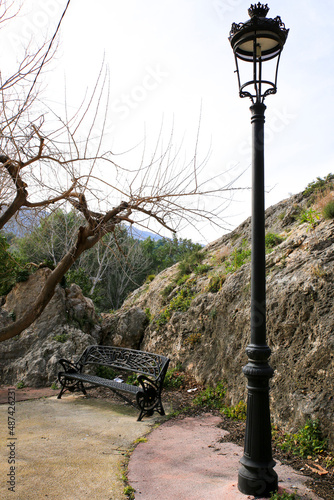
229, 4, 289, 497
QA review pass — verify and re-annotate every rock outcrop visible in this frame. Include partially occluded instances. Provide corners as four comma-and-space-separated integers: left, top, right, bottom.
101, 307, 148, 348
1, 186, 333, 449
103, 191, 334, 448
0, 268, 101, 387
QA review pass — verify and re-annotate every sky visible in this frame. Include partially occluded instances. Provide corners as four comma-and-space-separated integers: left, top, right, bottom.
3, 0, 334, 243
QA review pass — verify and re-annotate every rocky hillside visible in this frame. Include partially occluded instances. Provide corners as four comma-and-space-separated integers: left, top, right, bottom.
103, 187, 334, 448
0, 182, 333, 449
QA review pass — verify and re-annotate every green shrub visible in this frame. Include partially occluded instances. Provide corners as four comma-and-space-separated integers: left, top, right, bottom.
16, 381, 25, 389
177, 250, 203, 278
223, 401, 247, 420
265, 232, 284, 249
270, 491, 300, 500
155, 309, 170, 328
145, 274, 156, 283
53, 333, 68, 343
322, 200, 334, 219
169, 286, 194, 312
0, 233, 30, 295
185, 332, 202, 346
161, 283, 176, 298
123, 485, 135, 499
303, 174, 334, 197
194, 263, 211, 275
15, 269, 30, 282
225, 241, 251, 274
164, 368, 185, 389
176, 274, 191, 286
156, 279, 195, 329
274, 419, 327, 458
95, 366, 117, 380
207, 275, 226, 293
299, 207, 320, 230
193, 382, 227, 410
126, 374, 138, 386
144, 307, 152, 323
209, 307, 217, 320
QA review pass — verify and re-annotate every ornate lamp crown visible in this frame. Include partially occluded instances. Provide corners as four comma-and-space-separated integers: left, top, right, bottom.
248, 3, 269, 18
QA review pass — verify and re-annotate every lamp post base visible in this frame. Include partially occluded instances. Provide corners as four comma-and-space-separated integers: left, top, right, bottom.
238, 462, 278, 497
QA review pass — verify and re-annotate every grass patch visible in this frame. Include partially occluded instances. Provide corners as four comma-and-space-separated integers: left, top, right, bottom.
123, 485, 135, 499
225, 240, 251, 273
270, 491, 300, 500
133, 437, 147, 444
265, 232, 284, 249
193, 382, 247, 420
194, 263, 211, 275
155, 279, 196, 329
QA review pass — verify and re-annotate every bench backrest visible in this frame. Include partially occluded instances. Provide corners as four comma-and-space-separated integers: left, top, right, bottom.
78, 345, 169, 381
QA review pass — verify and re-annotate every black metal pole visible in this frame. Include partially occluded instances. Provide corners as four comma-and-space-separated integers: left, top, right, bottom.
238, 101, 278, 497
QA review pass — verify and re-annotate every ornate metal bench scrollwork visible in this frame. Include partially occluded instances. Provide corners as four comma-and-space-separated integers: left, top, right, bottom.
57, 345, 170, 421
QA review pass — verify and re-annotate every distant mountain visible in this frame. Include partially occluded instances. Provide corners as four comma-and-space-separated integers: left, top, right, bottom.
126, 226, 163, 241
1, 207, 163, 242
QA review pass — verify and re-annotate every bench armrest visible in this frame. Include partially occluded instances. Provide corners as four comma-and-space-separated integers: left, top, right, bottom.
58, 358, 82, 373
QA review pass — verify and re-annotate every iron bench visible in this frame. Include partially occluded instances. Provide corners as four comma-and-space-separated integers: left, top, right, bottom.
57, 345, 170, 421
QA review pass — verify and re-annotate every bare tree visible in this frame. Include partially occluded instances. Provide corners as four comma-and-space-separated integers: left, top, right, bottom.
0, 2, 242, 342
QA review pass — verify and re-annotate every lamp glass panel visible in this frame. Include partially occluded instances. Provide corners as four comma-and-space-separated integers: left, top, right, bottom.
238, 32, 280, 55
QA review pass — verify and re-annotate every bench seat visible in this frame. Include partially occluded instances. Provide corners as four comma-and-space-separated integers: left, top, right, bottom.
57, 345, 170, 421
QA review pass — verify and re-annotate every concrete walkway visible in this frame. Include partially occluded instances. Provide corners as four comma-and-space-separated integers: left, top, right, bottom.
0, 394, 156, 500
0, 392, 325, 500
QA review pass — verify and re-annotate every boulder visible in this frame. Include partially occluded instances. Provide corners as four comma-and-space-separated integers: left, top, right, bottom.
101, 307, 148, 349
0, 269, 101, 387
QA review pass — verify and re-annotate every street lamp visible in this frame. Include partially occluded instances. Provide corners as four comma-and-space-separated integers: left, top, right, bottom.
229, 4, 288, 497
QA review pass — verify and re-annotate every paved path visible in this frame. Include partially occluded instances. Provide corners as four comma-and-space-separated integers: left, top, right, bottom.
0, 392, 325, 500
0, 394, 155, 500
128, 414, 323, 500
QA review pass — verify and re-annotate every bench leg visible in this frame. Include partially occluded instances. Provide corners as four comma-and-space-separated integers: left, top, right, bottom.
80, 382, 87, 395
57, 385, 66, 399
57, 377, 87, 399
136, 390, 165, 421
